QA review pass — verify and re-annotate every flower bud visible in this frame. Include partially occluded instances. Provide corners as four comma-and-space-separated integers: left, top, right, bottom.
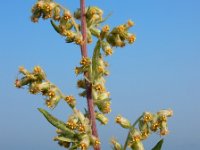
78, 123, 86, 134
63, 10, 71, 20
74, 34, 83, 45
97, 101, 111, 114
37, 82, 51, 93
86, 6, 103, 19
64, 96, 76, 108
111, 25, 125, 35
115, 34, 125, 47
160, 121, 169, 135
80, 57, 91, 66
127, 33, 136, 44
124, 20, 134, 29
100, 25, 110, 39
79, 135, 90, 150
115, 115, 131, 129
77, 79, 86, 89
138, 120, 150, 140
150, 114, 159, 132
143, 112, 153, 122
97, 92, 110, 101
130, 141, 144, 150
90, 136, 101, 148
128, 128, 142, 144
19, 66, 29, 75
53, 6, 61, 20
102, 41, 113, 56
35, 1, 45, 10
33, 66, 46, 80
29, 82, 40, 94
46, 95, 61, 109
15, 78, 30, 88
93, 83, 105, 93
157, 109, 173, 117
66, 119, 78, 130
111, 138, 122, 150
75, 67, 83, 75
90, 27, 100, 38
96, 112, 108, 125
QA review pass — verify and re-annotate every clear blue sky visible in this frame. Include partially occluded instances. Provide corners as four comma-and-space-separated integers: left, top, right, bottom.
0, 0, 200, 150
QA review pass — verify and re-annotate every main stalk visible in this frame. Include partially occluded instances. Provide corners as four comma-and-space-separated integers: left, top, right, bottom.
80, 0, 100, 150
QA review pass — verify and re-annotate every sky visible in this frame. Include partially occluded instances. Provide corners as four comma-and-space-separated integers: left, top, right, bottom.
0, 0, 200, 150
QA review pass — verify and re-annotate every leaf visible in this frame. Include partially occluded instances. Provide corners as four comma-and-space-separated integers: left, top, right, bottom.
54, 136, 76, 143
50, 20, 61, 34
98, 12, 112, 24
38, 108, 75, 138
92, 40, 101, 81
152, 139, 164, 150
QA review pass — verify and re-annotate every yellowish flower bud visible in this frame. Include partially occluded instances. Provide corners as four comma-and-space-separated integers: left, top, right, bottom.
97, 92, 110, 101
90, 27, 101, 37
130, 141, 144, 150
52, 6, 61, 20
80, 57, 91, 66
93, 83, 105, 93
111, 138, 122, 150
115, 115, 131, 129
157, 109, 173, 117
19, 66, 29, 75
97, 101, 111, 114
128, 128, 142, 146
77, 79, 86, 89
160, 121, 169, 136
143, 112, 153, 122
102, 25, 110, 33
96, 112, 109, 125
66, 119, 78, 130
80, 140, 89, 150
64, 96, 76, 108
127, 34, 136, 44
33, 66, 46, 80
63, 10, 71, 20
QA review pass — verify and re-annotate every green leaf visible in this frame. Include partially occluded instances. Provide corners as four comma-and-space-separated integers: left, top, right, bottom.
92, 40, 101, 81
50, 20, 61, 34
38, 108, 75, 138
54, 136, 76, 143
98, 12, 112, 24
152, 139, 164, 150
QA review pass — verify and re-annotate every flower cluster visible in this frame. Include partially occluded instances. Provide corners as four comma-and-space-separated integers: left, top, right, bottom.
31, 0, 82, 45
31, 0, 136, 51
15, 66, 75, 109
51, 109, 100, 150
107, 20, 136, 47
20, 1, 173, 150
75, 57, 92, 76
112, 109, 173, 150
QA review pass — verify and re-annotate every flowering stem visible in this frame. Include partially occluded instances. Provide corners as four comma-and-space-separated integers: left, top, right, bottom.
80, 0, 100, 150
123, 115, 143, 150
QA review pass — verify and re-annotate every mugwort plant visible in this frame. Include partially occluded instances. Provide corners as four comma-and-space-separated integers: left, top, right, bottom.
15, 0, 173, 150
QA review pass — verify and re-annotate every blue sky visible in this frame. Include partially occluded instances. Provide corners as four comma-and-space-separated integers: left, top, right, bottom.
0, 0, 200, 149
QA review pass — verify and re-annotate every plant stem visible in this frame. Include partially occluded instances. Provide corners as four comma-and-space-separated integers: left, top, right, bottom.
123, 115, 143, 150
80, 0, 100, 150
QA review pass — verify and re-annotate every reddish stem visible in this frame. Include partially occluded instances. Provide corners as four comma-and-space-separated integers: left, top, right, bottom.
80, 0, 100, 150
